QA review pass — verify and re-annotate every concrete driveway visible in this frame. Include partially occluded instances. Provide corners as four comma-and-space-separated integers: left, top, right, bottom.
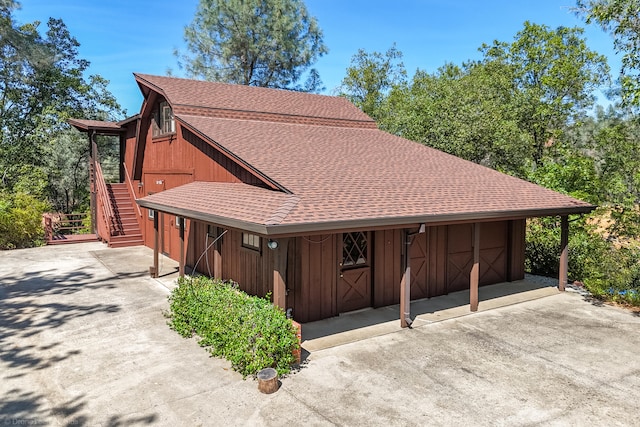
1, 243, 639, 426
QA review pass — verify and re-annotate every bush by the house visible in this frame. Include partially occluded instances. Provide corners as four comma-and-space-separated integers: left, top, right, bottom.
0, 191, 49, 249
167, 276, 299, 378
526, 216, 640, 307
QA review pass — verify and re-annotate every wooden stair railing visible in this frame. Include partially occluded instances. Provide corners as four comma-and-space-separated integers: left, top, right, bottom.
95, 161, 115, 237
123, 162, 142, 218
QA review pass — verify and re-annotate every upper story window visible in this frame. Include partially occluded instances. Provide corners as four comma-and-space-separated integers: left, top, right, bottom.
152, 101, 175, 137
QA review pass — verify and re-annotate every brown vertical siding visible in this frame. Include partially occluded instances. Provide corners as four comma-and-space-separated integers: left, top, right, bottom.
220, 230, 273, 299
286, 238, 299, 317
142, 171, 193, 255
479, 221, 508, 285
181, 128, 270, 187
428, 225, 448, 296
136, 117, 277, 263
293, 234, 337, 323
447, 223, 474, 293
373, 229, 402, 307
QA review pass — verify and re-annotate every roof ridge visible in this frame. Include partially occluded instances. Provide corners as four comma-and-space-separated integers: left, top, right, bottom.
175, 109, 377, 130
134, 73, 347, 101
265, 195, 302, 225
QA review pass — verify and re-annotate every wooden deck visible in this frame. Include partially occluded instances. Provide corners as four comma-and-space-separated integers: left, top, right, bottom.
46, 234, 99, 245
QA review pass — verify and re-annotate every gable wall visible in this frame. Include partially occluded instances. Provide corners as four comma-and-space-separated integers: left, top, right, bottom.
133, 112, 271, 261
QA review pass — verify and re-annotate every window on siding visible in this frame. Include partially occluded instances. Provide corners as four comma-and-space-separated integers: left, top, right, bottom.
242, 233, 260, 251
342, 231, 368, 267
148, 209, 154, 220
175, 216, 183, 228
152, 101, 175, 137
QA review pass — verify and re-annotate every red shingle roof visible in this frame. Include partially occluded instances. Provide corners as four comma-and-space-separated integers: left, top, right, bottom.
135, 75, 594, 234
141, 182, 300, 233
134, 73, 374, 127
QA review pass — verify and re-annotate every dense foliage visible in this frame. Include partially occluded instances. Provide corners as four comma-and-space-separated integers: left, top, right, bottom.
177, 0, 327, 91
0, 190, 48, 249
168, 276, 299, 378
340, 18, 640, 306
576, 0, 640, 106
0, 1, 122, 247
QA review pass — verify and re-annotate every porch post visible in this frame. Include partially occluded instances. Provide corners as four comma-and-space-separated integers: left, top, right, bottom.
559, 215, 569, 291
178, 217, 185, 277
470, 222, 480, 312
272, 238, 289, 310
151, 210, 159, 278
89, 131, 97, 235
400, 230, 412, 328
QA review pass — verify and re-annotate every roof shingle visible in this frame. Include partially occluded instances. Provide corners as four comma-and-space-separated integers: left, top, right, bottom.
135, 74, 594, 234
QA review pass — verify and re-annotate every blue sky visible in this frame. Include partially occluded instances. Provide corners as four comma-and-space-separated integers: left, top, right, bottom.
15, 0, 619, 116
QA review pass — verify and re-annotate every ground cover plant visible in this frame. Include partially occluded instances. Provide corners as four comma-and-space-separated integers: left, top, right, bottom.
167, 276, 299, 378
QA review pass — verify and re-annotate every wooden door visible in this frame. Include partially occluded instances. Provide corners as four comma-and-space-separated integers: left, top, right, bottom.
338, 232, 372, 313
447, 224, 474, 293
480, 222, 507, 285
409, 232, 429, 299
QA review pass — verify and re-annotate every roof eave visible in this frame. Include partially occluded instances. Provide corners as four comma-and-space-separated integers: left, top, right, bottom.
262, 205, 596, 235
137, 199, 271, 235
137, 198, 596, 237
67, 118, 124, 135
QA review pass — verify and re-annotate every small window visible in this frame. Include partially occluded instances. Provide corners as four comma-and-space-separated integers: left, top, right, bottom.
148, 209, 155, 219
342, 232, 368, 267
152, 101, 175, 137
242, 233, 260, 251
175, 216, 183, 228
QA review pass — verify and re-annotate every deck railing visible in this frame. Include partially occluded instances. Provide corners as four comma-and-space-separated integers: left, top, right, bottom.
123, 162, 142, 218
43, 212, 90, 240
95, 161, 115, 237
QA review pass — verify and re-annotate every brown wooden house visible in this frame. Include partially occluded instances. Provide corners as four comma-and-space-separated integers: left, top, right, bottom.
70, 74, 594, 325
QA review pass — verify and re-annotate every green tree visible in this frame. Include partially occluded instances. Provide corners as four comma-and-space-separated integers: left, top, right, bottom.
178, 0, 328, 91
383, 61, 530, 175
576, 0, 640, 106
1, 5, 121, 191
338, 44, 406, 121
1, 1, 122, 230
480, 22, 610, 165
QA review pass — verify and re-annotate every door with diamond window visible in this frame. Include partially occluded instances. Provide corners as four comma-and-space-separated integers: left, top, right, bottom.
338, 232, 372, 313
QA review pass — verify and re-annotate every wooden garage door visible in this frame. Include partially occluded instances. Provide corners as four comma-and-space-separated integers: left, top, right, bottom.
480, 221, 507, 285
447, 224, 474, 293
409, 232, 429, 299
447, 222, 508, 293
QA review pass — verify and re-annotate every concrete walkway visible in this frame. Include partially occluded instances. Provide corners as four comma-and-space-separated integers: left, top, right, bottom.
1, 243, 639, 426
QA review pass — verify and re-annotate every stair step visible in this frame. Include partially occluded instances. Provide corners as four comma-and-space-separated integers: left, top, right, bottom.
114, 211, 136, 218
114, 218, 139, 225
104, 182, 143, 245
109, 232, 143, 239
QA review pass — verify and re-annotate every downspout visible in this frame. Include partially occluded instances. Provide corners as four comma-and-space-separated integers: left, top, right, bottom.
400, 228, 413, 328
401, 224, 427, 328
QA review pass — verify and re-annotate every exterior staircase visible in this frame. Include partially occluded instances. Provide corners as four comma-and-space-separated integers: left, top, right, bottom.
106, 183, 144, 248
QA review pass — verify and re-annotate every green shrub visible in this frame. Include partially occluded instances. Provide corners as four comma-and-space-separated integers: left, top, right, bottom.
526, 216, 640, 307
0, 191, 49, 249
167, 276, 299, 378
